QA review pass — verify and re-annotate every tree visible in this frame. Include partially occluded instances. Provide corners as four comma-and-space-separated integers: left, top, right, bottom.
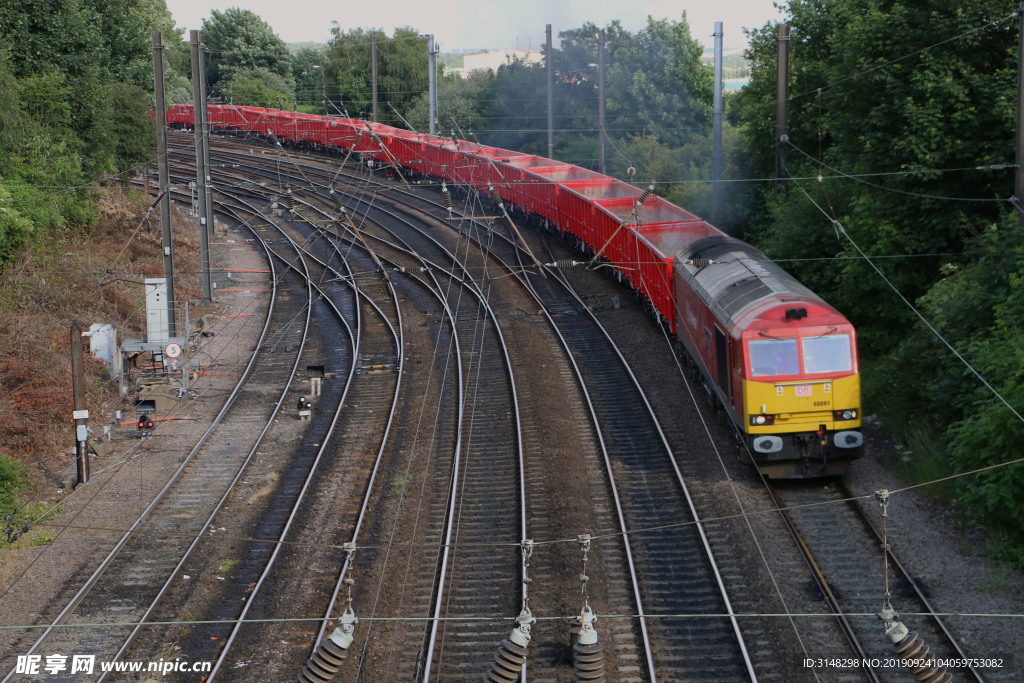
292, 46, 327, 113
93, 0, 179, 87
733, 0, 1024, 563
475, 14, 715, 187
326, 26, 427, 123
734, 0, 1015, 354
201, 8, 292, 97
405, 70, 493, 133
226, 67, 293, 107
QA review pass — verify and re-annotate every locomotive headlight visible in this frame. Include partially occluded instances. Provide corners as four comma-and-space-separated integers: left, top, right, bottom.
750, 414, 775, 426
833, 409, 858, 421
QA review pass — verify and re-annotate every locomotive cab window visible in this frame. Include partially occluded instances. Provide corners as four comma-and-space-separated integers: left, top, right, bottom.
802, 334, 853, 374
748, 338, 799, 377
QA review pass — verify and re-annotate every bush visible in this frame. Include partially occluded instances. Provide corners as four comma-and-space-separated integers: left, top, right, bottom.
0, 453, 29, 519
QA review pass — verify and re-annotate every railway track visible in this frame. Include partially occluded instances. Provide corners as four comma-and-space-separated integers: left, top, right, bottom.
7, 130, 987, 682
766, 479, 981, 682
177, 149, 531, 680
3, 188, 310, 682
201, 134, 992, 683
199, 139, 755, 679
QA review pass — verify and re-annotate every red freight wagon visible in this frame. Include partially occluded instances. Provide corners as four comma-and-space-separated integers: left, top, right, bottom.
166, 103, 193, 126
293, 112, 326, 146
558, 178, 641, 253
633, 220, 712, 332
493, 156, 557, 216
420, 138, 460, 179
520, 163, 598, 225
325, 119, 360, 151
388, 131, 427, 174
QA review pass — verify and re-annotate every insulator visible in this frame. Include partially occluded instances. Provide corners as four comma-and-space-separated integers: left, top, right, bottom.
268, 131, 279, 145
635, 184, 654, 207
573, 641, 606, 682
486, 607, 534, 681
441, 182, 452, 213
281, 189, 294, 210
485, 639, 528, 682
330, 189, 344, 209
488, 183, 503, 209
571, 604, 604, 681
891, 632, 951, 682
296, 636, 349, 683
548, 260, 579, 269
298, 609, 357, 683
689, 258, 713, 268
626, 166, 636, 177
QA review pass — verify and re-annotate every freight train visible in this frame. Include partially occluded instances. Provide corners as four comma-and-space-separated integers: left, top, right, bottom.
165, 104, 863, 478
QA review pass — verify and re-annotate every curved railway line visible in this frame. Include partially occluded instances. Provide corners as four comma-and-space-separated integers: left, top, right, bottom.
2, 130, 996, 682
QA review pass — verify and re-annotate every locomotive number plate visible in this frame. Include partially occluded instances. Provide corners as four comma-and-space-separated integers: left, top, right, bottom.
794, 385, 813, 397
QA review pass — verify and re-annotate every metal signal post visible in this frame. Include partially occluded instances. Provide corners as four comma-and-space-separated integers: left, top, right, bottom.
151, 31, 177, 336
712, 22, 724, 224
190, 30, 214, 301
547, 24, 554, 159
776, 23, 791, 195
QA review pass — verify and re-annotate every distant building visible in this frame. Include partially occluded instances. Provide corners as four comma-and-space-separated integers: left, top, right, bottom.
461, 49, 543, 77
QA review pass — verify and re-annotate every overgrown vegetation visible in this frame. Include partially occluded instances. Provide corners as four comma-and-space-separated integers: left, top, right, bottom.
0, 454, 29, 519
733, 0, 1024, 565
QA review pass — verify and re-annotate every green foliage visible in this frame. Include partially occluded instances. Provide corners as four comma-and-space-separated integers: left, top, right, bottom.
0, 0, 182, 267
202, 8, 293, 97
292, 46, 328, 112
327, 26, 427, 122
93, 0, 179, 87
0, 453, 29, 519
405, 71, 493, 134
225, 67, 293, 107
466, 14, 721, 216
735, 0, 1015, 351
108, 81, 156, 175
731, 0, 1024, 562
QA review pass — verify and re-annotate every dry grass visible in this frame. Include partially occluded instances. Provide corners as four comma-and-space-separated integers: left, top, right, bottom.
0, 186, 201, 485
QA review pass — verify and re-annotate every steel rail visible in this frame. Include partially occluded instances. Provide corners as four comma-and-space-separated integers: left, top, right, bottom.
293, 181, 526, 680
3, 189, 289, 683
95, 196, 318, 678
330, 192, 528, 680
204, 193, 396, 679
762, 479, 879, 682
537, 232, 757, 679
836, 481, 983, 682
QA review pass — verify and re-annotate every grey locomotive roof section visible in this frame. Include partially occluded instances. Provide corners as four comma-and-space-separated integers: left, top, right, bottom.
677, 235, 822, 326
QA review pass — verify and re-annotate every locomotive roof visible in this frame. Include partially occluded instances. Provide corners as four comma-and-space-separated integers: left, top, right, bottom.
677, 235, 825, 329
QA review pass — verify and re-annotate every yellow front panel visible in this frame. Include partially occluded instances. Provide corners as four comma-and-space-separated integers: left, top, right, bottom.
742, 375, 861, 434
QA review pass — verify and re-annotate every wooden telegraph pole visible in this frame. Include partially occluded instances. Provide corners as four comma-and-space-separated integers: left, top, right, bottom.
775, 23, 791, 195
71, 322, 89, 486
1016, 3, 1024, 226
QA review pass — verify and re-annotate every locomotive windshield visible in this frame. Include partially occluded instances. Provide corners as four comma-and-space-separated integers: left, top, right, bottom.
748, 333, 853, 377
802, 334, 853, 374
749, 338, 799, 377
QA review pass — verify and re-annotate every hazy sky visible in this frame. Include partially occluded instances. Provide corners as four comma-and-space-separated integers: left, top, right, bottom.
163, 0, 785, 51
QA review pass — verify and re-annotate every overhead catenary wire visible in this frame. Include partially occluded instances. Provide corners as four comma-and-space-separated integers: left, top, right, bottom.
0, 610, 1019, 633
8, 122, 1024, 655
786, 140, 1014, 204
11, 141, 1024, 578
787, 169, 1024, 429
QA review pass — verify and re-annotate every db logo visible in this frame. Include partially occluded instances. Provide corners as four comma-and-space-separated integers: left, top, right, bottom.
795, 385, 812, 397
